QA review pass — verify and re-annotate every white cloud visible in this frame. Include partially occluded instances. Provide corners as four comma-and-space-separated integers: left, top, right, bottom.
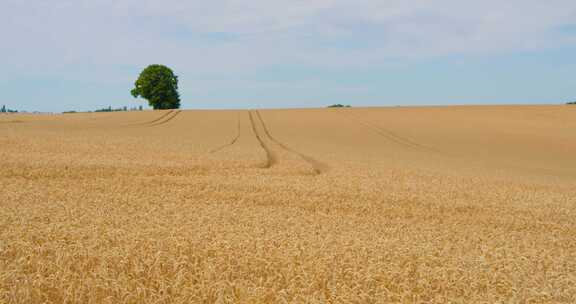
1, 0, 576, 77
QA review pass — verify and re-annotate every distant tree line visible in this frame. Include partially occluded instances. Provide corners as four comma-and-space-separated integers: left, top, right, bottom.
567, 101, 576, 105
63, 105, 143, 114
94, 105, 143, 112
327, 104, 351, 108
0, 105, 18, 113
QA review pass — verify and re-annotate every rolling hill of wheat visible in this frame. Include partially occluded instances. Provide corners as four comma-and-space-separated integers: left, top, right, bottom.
1, 105, 575, 303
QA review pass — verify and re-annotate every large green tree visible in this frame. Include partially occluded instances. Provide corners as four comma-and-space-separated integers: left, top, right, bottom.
131, 65, 181, 110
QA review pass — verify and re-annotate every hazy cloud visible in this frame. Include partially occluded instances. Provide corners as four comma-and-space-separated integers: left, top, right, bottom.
3, 1, 576, 68
1, 0, 576, 110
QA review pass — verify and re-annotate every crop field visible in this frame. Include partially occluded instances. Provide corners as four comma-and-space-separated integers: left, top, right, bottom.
1, 105, 575, 303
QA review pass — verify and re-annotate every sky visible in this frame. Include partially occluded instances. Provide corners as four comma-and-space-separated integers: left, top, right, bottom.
1, 0, 576, 112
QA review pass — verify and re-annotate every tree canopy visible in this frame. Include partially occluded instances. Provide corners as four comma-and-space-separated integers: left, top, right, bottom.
131, 65, 181, 110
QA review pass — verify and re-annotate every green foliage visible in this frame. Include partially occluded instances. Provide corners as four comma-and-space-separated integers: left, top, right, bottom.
131, 65, 181, 110
64, 106, 143, 114
95, 106, 113, 112
94, 106, 137, 112
327, 104, 351, 108
1, 105, 18, 113
567, 101, 576, 105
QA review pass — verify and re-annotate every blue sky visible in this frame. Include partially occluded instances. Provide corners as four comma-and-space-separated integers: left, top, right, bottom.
1, 0, 576, 112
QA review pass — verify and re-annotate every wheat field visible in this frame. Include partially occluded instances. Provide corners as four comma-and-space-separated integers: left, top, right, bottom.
1, 105, 575, 303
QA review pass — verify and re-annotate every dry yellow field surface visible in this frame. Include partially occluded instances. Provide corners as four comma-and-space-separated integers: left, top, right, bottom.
1, 105, 575, 303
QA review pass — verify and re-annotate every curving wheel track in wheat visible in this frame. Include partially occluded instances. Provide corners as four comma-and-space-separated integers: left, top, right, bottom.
248, 111, 278, 168
210, 113, 242, 154
334, 110, 447, 155
249, 110, 329, 174
147, 110, 181, 127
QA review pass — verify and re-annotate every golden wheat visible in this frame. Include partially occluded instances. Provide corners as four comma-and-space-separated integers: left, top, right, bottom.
1, 106, 575, 303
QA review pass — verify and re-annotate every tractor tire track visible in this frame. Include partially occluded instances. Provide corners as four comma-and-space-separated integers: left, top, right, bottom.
147, 110, 181, 127
134, 110, 174, 126
359, 116, 447, 155
255, 110, 329, 174
210, 114, 241, 153
336, 110, 446, 155
248, 111, 277, 168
